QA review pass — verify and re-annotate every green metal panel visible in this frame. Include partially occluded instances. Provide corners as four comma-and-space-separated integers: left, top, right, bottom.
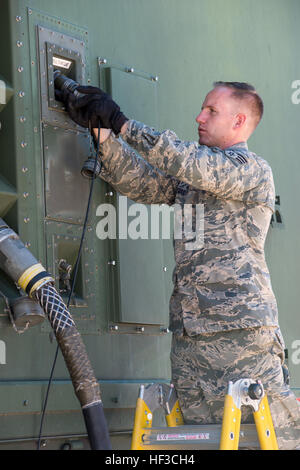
99, 60, 172, 325
43, 125, 91, 221
0, 0, 299, 450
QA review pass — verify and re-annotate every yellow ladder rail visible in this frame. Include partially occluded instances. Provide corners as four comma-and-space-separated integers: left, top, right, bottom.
253, 395, 278, 450
131, 383, 184, 450
220, 379, 278, 450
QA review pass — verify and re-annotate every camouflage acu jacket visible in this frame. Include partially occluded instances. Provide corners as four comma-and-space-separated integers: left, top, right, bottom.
99, 119, 279, 335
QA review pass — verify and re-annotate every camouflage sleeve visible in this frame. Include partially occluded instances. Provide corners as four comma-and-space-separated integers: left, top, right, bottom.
98, 131, 178, 205
122, 120, 268, 201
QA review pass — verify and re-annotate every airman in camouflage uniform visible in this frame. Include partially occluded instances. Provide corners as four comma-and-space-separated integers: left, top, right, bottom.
61, 80, 300, 449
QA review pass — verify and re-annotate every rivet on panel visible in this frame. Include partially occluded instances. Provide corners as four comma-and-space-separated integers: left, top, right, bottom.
18, 91, 25, 98
21, 167, 28, 173
110, 325, 119, 331
16, 41, 23, 47
17, 66, 24, 73
23, 217, 30, 223
19, 116, 26, 123
23, 192, 29, 198
136, 326, 145, 332
21, 141, 27, 148
161, 327, 170, 334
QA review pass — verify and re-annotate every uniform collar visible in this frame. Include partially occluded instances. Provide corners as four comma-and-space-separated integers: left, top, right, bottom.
225, 141, 249, 152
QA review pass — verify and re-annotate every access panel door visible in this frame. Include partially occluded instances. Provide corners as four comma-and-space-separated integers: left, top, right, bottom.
98, 60, 175, 327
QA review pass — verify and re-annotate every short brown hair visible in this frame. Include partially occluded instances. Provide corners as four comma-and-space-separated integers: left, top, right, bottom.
213, 81, 264, 127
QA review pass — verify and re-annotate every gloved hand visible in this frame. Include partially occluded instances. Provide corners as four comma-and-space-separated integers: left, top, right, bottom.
55, 85, 128, 135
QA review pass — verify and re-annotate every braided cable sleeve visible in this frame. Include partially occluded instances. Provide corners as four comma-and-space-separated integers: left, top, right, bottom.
35, 283, 101, 407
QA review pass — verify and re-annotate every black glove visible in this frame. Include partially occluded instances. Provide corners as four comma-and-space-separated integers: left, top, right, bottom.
55, 85, 128, 135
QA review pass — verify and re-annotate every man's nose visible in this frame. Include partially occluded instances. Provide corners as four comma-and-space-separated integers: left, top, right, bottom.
195, 111, 205, 124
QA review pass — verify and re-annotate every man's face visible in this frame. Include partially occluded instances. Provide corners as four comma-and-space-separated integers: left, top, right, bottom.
195, 87, 239, 149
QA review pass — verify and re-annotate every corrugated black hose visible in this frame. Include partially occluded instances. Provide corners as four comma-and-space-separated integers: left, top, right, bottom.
0, 121, 111, 450
36, 121, 105, 449
36, 120, 110, 450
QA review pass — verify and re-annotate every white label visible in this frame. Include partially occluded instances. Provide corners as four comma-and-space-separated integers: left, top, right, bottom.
156, 433, 209, 441
0, 80, 6, 105
52, 56, 72, 70
0, 340, 6, 364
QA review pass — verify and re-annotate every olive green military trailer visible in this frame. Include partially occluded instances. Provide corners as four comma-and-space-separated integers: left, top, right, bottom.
0, 0, 299, 450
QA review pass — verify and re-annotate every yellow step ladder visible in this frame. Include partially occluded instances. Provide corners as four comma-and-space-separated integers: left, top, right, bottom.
131, 379, 278, 450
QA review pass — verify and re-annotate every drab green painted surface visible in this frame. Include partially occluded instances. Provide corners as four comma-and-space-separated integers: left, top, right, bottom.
0, 0, 299, 446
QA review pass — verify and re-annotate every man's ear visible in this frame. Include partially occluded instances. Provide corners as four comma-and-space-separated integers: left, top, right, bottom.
233, 113, 247, 129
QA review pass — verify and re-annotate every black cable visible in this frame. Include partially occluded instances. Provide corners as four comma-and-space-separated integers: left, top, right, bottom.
37, 121, 101, 450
